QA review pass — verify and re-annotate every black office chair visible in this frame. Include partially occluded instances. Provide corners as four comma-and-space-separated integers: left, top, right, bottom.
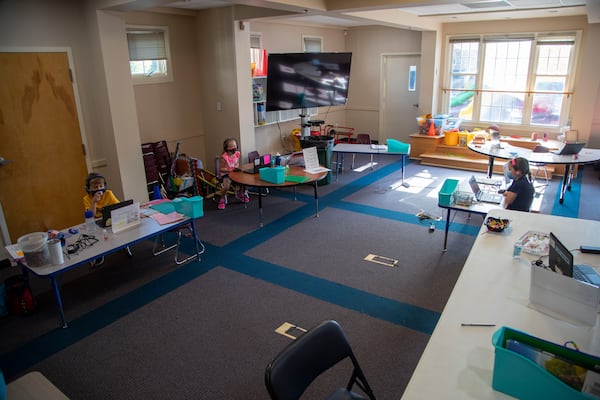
265, 320, 376, 400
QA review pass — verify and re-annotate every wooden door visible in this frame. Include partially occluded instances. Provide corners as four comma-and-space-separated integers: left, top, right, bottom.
0, 52, 88, 242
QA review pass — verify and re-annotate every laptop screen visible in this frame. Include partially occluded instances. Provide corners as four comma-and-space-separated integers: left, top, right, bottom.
548, 232, 574, 277
468, 176, 480, 195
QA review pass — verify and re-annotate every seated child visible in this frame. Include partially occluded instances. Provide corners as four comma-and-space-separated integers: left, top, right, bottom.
217, 138, 249, 210
502, 157, 535, 212
83, 172, 119, 218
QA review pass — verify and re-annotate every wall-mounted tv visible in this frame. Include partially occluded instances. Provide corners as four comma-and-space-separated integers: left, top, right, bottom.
266, 52, 352, 112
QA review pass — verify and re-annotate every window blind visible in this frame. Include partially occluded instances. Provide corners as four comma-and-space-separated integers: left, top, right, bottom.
127, 30, 166, 61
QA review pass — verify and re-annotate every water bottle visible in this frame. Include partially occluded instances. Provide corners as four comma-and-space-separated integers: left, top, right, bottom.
85, 210, 96, 233
275, 152, 281, 166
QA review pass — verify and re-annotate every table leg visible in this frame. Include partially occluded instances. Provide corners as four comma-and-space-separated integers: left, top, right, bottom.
443, 208, 451, 252
51, 276, 68, 328
402, 155, 406, 183
559, 164, 572, 204
487, 156, 495, 178
313, 181, 319, 217
258, 187, 264, 227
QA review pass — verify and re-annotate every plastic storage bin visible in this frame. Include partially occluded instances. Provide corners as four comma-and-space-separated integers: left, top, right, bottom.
259, 166, 285, 184
438, 178, 459, 206
173, 196, 204, 218
17, 232, 50, 268
492, 326, 600, 400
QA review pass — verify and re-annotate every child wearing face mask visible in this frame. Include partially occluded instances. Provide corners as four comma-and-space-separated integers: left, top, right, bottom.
217, 138, 249, 210
83, 172, 119, 218
502, 157, 535, 212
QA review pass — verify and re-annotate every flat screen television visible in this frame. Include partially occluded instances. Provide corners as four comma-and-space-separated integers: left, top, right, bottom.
266, 52, 352, 112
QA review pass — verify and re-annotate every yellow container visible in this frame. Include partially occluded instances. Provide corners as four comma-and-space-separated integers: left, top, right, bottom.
444, 130, 459, 146
458, 131, 469, 146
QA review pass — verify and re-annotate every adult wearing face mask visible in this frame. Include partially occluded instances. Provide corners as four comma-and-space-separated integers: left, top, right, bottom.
502, 157, 535, 212
217, 138, 250, 210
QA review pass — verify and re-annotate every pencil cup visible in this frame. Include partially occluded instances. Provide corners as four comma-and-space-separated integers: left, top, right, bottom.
513, 242, 523, 259
49, 238, 64, 265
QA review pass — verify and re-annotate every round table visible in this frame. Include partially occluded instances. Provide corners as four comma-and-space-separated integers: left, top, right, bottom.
468, 141, 600, 204
229, 165, 327, 227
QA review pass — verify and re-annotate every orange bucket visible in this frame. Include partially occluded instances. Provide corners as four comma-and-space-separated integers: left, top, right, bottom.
444, 130, 459, 146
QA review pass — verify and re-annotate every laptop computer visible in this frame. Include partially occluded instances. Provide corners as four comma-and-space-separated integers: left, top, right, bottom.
549, 232, 600, 286
468, 176, 503, 204
552, 142, 585, 155
243, 154, 271, 174
97, 199, 134, 228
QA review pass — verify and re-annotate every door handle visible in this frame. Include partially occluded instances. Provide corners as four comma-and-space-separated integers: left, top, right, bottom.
413, 104, 419, 108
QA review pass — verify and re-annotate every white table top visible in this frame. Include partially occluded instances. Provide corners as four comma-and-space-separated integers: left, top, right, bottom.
468, 141, 600, 165
21, 216, 192, 277
401, 210, 600, 399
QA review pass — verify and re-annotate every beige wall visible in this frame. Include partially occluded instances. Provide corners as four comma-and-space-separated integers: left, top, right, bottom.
123, 11, 205, 161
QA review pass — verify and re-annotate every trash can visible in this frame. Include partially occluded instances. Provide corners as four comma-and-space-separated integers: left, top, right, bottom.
300, 135, 334, 185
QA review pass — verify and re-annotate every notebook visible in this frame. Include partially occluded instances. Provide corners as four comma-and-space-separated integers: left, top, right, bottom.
552, 142, 585, 155
549, 232, 600, 287
468, 176, 503, 204
97, 199, 134, 228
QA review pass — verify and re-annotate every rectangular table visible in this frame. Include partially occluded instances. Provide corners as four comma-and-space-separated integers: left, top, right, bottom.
332, 143, 410, 182
401, 210, 600, 399
14, 215, 203, 328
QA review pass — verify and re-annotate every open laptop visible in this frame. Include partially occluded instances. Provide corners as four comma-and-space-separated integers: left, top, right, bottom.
243, 154, 271, 174
549, 232, 600, 286
97, 199, 134, 228
468, 176, 503, 204
552, 142, 585, 155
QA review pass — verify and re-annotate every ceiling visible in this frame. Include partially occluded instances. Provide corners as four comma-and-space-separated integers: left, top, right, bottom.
156, 0, 599, 28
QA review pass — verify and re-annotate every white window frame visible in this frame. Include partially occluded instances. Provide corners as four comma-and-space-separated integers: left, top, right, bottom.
303, 35, 323, 52
126, 25, 173, 85
442, 31, 580, 130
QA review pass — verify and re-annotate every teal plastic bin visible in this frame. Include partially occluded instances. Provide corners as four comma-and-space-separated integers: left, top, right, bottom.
492, 326, 600, 400
259, 166, 285, 184
438, 178, 459, 206
173, 196, 204, 218
386, 138, 410, 153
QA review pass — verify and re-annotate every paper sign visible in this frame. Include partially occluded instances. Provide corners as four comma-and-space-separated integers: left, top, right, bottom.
303, 146, 331, 174
111, 202, 141, 234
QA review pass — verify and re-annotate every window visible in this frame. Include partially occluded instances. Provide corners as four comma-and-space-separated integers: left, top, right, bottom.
444, 32, 578, 129
303, 36, 322, 52
127, 26, 172, 84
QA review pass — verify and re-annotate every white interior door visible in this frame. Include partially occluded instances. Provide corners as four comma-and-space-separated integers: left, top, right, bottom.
380, 54, 421, 144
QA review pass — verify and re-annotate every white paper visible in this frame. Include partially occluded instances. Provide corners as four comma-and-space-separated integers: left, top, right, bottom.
529, 265, 600, 326
111, 202, 141, 234
302, 146, 331, 174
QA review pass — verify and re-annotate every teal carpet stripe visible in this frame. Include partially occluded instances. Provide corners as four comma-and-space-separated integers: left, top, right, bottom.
223, 255, 440, 335
0, 254, 217, 378
550, 173, 581, 218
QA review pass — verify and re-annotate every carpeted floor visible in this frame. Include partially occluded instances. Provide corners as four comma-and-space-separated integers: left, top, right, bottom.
1, 156, 598, 399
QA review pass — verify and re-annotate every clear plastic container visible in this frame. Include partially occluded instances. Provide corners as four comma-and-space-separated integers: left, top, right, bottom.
85, 210, 96, 233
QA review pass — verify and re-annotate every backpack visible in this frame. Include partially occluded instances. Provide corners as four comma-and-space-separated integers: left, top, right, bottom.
4, 275, 36, 316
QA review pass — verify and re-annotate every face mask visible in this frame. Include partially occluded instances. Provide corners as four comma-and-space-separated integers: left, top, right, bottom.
227, 148, 237, 154
507, 171, 514, 180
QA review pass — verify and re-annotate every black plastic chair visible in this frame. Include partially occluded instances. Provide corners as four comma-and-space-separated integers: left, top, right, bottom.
265, 320, 376, 400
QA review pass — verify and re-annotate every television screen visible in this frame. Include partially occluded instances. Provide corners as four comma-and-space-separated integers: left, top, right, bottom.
266, 52, 352, 112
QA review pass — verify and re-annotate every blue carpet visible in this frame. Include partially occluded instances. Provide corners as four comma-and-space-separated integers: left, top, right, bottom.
5, 158, 559, 378
550, 172, 581, 218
